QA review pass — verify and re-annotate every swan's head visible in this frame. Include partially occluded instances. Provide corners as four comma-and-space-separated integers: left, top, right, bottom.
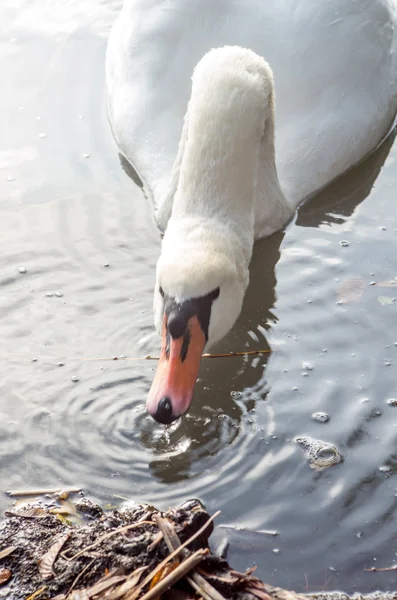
146, 220, 247, 424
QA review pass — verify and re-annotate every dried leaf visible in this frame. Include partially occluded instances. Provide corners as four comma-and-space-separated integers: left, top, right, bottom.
56, 490, 70, 501
106, 565, 148, 599
337, 277, 365, 303
49, 507, 74, 516
56, 514, 73, 527
85, 574, 126, 597
0, 568, 11, 584
377, 295, 394, 305
149, 562, 179, 590
5, 507, 48, 519
39, 533, 70, 580
0, 546, 16, 559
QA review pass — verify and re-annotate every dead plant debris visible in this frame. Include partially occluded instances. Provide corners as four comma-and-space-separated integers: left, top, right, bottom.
0, 493, 395, 600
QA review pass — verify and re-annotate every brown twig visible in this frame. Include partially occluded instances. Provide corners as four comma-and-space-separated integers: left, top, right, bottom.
202, 350, 271, 359
135, 548, 209, 600
187, 575, 215, 600
0, 349, 271, 363
25, 587, 47, 600
67, 557, 96, 595
124, 511, 220, 600
6, 487, 81, 497
155, 515, 227, 600
364, 564, 397, 572
0, 546, 16, 559
62, 521, 154, 561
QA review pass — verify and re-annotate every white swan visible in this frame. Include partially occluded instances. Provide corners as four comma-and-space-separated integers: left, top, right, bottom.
106, 0, 397, 423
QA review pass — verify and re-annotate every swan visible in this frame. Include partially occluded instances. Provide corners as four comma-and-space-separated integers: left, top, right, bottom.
106, 0, 397, 424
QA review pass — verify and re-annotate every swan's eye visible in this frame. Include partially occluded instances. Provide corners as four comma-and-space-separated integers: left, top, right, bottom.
159, 286, 164, 298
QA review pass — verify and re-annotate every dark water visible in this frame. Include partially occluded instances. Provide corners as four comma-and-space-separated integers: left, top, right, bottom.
1, 1, 397, 595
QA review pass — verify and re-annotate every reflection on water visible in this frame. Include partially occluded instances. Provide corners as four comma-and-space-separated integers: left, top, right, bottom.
1, 1, 397, 595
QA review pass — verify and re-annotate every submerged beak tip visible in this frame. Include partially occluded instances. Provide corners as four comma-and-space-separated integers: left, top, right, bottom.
150, 396, 177, 425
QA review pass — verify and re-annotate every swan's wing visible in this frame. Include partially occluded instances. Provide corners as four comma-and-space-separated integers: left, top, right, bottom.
106, 0, 397, 207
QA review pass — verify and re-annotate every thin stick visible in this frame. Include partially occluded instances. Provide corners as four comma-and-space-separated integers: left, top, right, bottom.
202, 350, 271, 359
155, 516, 226, 600
6, 487, 81, 497
365, 565, 397, 572
0, 349, 271, 363
25, 587, 47, 600
133, 549, 208, 600
63, 521, 154, 561
67, 557, 96, 595
125, 511, 220, 600
186, 575, 214, 600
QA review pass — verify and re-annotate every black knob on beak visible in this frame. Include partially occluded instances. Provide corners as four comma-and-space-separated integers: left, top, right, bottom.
153, 396, 175, 424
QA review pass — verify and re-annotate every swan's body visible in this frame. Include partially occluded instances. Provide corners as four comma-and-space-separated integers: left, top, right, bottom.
106, 0, 397, 423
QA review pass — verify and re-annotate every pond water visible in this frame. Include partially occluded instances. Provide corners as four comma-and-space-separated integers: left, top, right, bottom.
1, 1, 397, 595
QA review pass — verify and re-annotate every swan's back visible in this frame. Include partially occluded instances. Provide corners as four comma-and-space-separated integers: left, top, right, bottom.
106, 0, 397, 207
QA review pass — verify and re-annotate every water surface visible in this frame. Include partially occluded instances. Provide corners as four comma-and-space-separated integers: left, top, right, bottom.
1, 1, 397, 594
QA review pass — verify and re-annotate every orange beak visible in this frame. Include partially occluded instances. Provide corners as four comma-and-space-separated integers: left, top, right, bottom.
146, 314, 206, 423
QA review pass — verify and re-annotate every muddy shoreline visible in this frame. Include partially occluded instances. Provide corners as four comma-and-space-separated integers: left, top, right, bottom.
0, 492, 394, 600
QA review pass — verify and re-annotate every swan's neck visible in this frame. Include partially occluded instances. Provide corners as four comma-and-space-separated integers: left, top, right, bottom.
158, 47, 292, 246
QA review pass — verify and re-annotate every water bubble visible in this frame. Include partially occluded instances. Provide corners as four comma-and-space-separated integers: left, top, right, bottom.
38, 133, 48, 139
104, 263, 110, 268
58, 362, 65, 367
312, 412, 330, 423
387, 398, 397, 407
379, 465, 391, 473
272, 548, 280, 554
6, 176, 15, 182
369, 281, 376, 286
18, 267, 27, 274
340, 240, 349, 247
296, 436, 343, 470
384, 359, 392, 367
82, 153, 90, 159
71, 376, 79, 383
